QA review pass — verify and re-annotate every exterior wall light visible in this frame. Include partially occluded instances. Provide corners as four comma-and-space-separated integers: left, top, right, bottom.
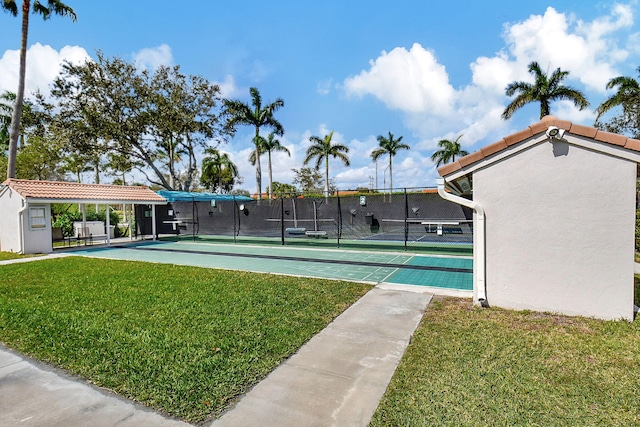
546, 126, 565, 140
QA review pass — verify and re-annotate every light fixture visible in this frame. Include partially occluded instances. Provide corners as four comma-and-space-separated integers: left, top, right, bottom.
546, 126, 565, 140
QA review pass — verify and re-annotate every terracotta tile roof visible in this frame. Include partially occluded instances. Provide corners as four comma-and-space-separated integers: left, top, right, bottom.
2, 179, 167, 204
438, 116, 640, 177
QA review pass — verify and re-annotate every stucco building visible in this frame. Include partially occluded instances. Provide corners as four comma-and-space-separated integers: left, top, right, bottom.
438, 116, 639, 320
0, 179, 166, 254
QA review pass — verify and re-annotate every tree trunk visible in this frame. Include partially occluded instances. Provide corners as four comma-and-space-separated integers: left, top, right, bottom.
389, 156, 393, 193
254, 127, 262, 200
7, 1, 30, 179
324, 156, 329, 199
268, 150, 273, 202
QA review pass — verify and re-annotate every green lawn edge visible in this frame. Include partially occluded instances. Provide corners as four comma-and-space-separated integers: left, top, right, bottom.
0, 257, 371, 424
370, 297, 640, 427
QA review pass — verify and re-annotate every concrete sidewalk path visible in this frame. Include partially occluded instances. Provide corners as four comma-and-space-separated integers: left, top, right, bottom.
211, 286, 432, 427
0, 283, 431, 427
0, 347, 190, 427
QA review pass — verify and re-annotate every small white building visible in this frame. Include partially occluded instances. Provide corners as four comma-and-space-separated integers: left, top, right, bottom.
0, 179, 167, 254
438, 116, 639, 321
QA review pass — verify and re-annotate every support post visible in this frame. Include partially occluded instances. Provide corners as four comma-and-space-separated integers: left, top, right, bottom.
106, 204, 111, 246
151, 205, 157, 240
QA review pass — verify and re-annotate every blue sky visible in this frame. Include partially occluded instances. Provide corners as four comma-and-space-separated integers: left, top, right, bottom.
1, 1, 639, 191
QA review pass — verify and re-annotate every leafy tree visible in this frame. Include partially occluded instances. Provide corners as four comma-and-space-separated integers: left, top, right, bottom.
224, 87, 284, 200
594, 67, 640, 138
201, 147, 239, 193
50, 53, 227, 190
1, 90, 46, 153
269, 181, 298, 197
292, 166, 325, 194
0, 91, 13, 154
502, 61, 589, 120
16, 135, 65, 180
0, 155, 7, 181
303, 130, 350, 197
2, 0, 77, 179
250, 132, 290, 200
148, 65, 225, 191
371, 131, 409, 193
431, 135, 468, 167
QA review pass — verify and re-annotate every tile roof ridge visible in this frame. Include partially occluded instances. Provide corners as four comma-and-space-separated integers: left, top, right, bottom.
437, 115, 640, 177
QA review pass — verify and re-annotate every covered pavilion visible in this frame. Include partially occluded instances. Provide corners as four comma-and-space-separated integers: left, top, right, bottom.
0, 179, 167, 254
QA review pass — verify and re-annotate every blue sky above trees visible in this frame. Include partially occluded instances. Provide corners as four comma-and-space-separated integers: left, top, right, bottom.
1, 1, 639, 191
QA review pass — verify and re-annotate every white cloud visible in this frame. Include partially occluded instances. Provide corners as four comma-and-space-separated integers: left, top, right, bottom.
0, 43, 90, 97
344, 43, 455, 115
501, 5, 632, 91
343, 2, 637, 158
215, 74, 240, 98
132, 44, 173, 71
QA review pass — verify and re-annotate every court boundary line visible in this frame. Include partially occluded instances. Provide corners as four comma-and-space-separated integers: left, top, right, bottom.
117, 244, 473, 274
163, 238, 474, 260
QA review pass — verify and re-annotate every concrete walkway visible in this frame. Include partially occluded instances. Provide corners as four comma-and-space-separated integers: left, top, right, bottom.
0, 281, 431, 427
211, 286, 431, 427
0, 347, 190, 427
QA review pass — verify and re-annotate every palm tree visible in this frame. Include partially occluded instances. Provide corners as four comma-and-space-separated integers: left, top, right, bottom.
303, 130, 350, 197
250, 132, 290, 200
431, 135, 468, 167
201, 147, 238, 193
502, 61, 589, 120
224, 87, 284, 200
371, 131, 409, 193
0, 91, 14, 153
595, 66, 640, 120
2, 0, 77, 179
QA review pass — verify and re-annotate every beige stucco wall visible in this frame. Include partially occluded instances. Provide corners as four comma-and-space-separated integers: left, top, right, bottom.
0, 188, 25, 253
473, 138, 636, 320
0, 189, 54, 254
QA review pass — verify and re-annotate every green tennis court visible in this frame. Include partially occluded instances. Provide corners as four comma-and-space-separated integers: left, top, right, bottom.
68, 240, 473, 291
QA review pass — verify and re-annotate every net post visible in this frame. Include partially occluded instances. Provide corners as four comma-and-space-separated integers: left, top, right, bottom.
280, 195, 285, 246
404, 188, 408, 251
233, 195, 237, 243
336, 189, 341, 248
192, 196, 196, 242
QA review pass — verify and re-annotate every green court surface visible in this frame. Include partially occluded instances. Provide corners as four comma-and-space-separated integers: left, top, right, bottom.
171, 234, 474, 257
69, 240, 473, 291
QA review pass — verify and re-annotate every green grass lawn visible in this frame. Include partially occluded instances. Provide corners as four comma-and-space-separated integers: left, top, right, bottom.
370, 297, 640, 427
0, 257, 371, 424
0, 251, 30, 261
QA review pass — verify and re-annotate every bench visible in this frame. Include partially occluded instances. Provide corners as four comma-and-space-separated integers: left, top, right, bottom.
285, 227, 306, 235
305, 230, 327, 238
73, 226, 93, 246
51, 227, 71, 247
72, 221, 109, 245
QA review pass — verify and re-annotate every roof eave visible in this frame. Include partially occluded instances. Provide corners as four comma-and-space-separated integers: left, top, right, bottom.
23, 197, 167, 205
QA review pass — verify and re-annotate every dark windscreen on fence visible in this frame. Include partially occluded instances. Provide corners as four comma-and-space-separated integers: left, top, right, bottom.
137, 188, 474, 255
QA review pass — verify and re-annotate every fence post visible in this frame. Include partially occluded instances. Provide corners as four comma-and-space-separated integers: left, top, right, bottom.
337, 190, 341, 248
404, 188, 408, 251
280, 195, 285, 246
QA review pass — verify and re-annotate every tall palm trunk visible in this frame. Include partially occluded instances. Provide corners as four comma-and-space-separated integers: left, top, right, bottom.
389, 157, 393, 193
267, 150, 273, 201
7, 0, 30, 179
254, 127, 262, 200
324, 156, 329, 198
